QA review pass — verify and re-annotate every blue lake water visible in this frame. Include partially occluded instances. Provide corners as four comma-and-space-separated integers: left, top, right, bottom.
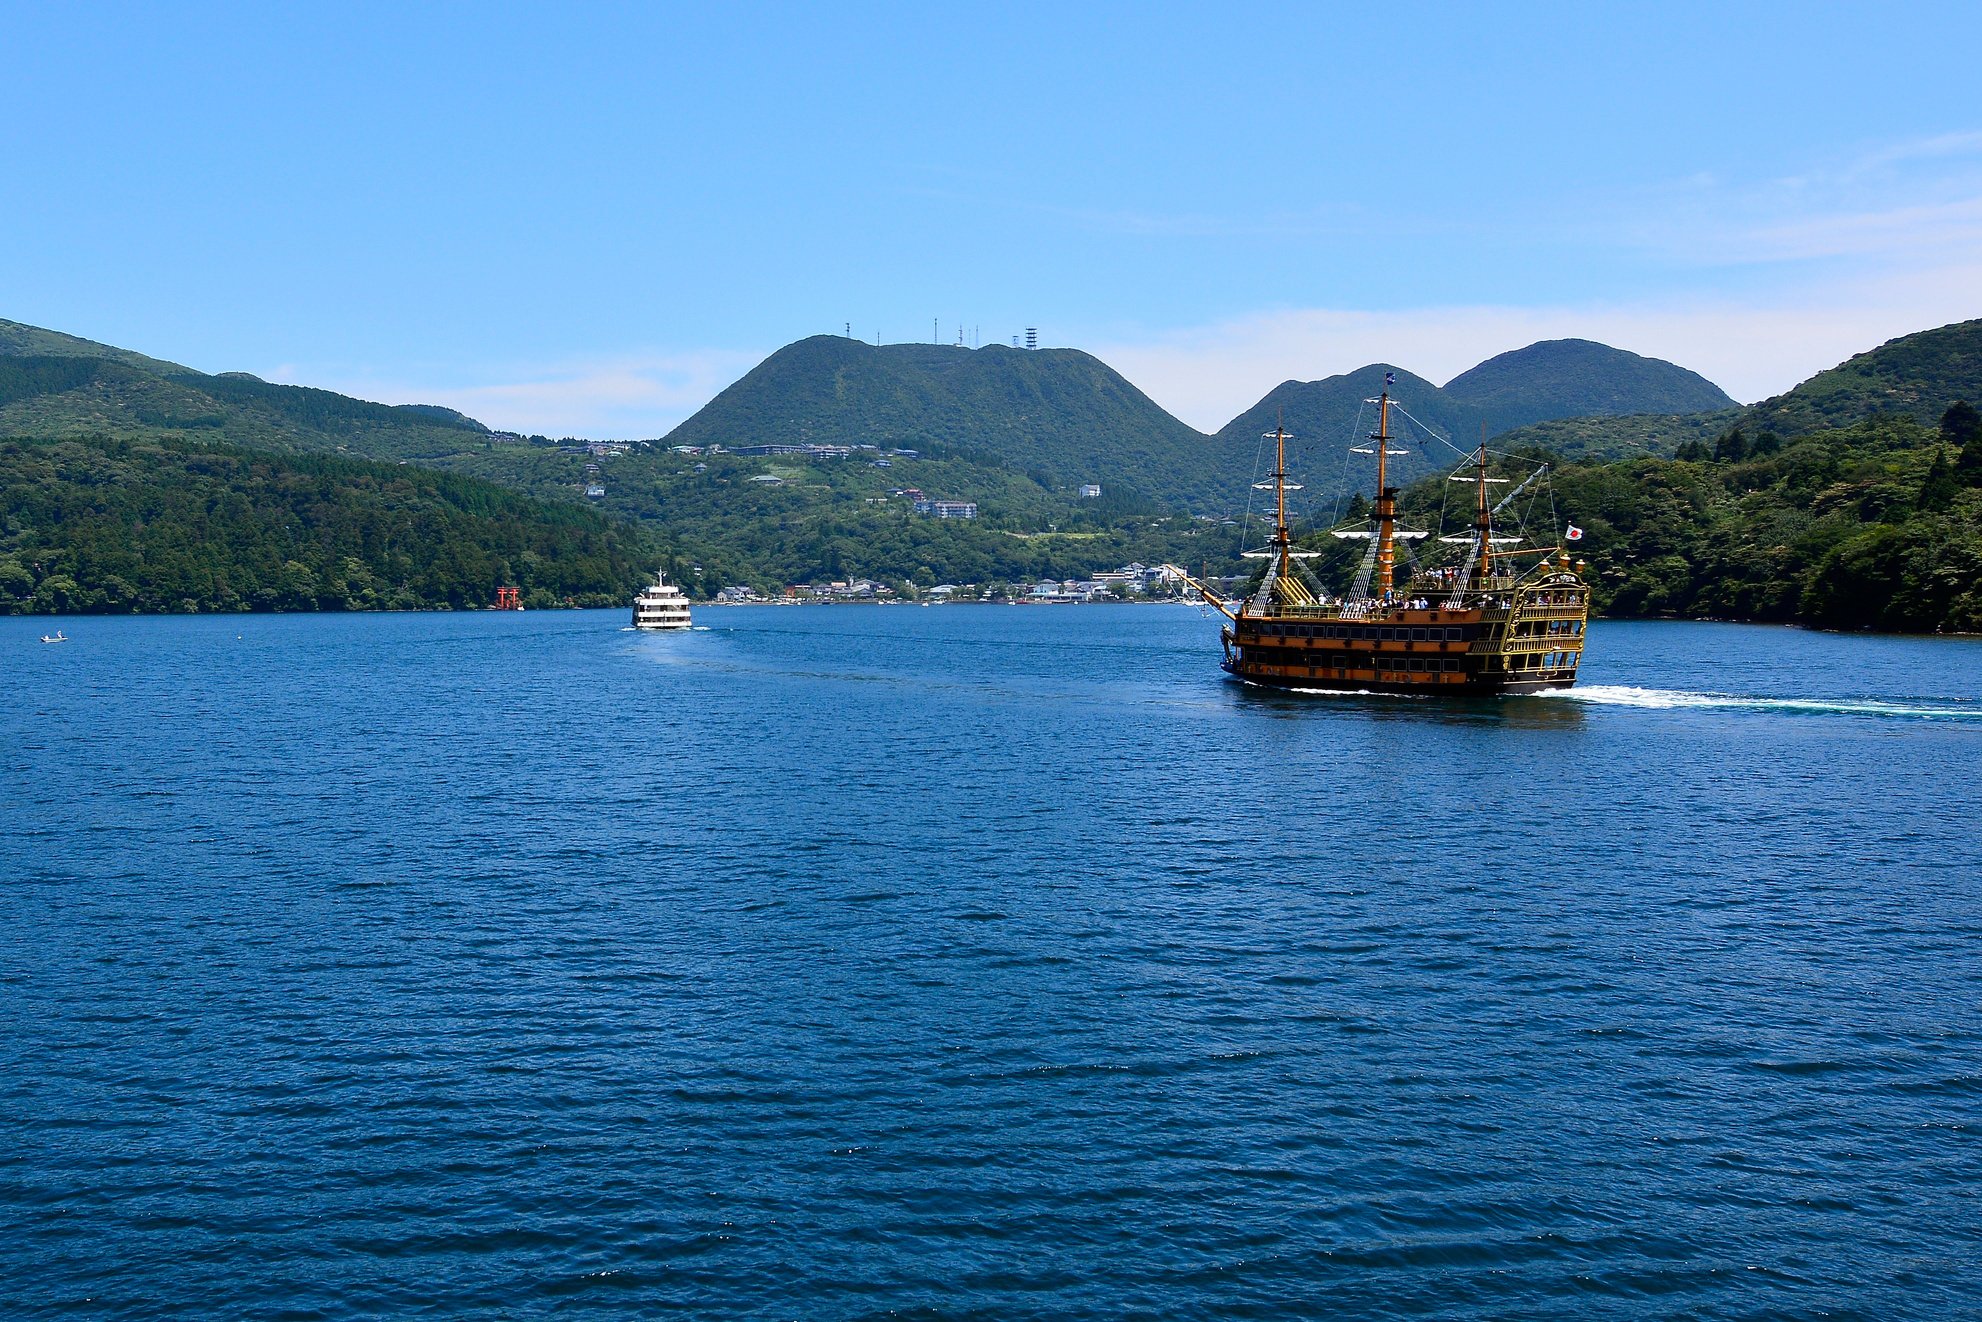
3, 606, 1980, 1319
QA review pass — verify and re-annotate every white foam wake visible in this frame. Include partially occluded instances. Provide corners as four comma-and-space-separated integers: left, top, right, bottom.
1541, 685, 1980, 720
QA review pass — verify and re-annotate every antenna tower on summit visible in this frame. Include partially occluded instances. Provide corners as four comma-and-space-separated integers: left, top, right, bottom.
1025, 327, 1038, 350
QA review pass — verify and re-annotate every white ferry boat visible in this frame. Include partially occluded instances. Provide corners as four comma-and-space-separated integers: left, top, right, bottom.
631, 570, 693, 630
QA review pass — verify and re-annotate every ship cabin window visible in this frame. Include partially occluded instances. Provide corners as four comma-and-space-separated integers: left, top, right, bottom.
1410, 628, 1427, 640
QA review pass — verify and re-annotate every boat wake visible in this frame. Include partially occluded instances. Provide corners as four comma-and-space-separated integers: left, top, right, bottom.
1541, 684, 1980, 721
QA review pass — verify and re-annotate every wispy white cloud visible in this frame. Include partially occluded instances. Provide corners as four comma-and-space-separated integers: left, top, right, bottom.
1624, 127, 1982, 268
1833, 129, 1982, 180
1733, 195, 1982, 263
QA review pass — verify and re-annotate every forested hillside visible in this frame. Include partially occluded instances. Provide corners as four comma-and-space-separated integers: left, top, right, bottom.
1365, 404, 1982, 633
0, 434, 664, 614
441, 439, 1243, 593
1741, 318, 1982, 437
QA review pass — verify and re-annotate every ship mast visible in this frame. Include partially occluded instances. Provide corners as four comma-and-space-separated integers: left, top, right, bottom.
1271, 415, 1292, 589
1373, 386, 1398, 600
1472, 434, 1492, 591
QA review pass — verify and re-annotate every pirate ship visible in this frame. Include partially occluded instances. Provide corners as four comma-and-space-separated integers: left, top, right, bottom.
1172, 382, 1588, 695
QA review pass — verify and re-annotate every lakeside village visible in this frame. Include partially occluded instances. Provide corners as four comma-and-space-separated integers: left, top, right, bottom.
497, 433, 1219, 606
706, 561, 1200, 606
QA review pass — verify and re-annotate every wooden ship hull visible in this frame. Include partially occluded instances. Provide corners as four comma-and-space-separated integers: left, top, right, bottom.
1219, 581, 1587, 696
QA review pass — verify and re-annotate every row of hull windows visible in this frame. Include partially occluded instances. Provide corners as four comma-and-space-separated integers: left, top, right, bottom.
1514, 620, 1585, 637
1245, 652, 1472, 673
1245, 650, 1582, 673
1249, 624, 1473, 642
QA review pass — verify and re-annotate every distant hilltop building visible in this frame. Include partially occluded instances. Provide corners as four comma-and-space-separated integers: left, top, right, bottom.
1026, 327, 1038, 350
912, 498, 977, 519
1078, 483, 1101, 499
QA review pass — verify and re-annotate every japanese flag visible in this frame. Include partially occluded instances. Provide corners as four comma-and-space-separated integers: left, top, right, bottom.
1565, 525, 1584, 541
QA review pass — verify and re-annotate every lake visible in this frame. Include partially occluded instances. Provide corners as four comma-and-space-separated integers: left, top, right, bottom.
3, 606, 1979, 1318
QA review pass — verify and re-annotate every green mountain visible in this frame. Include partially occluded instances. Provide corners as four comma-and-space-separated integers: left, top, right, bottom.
0, 432, 664, 615
0, 317, 493, 460
1742, 318, 1982, 437
1213, 343, 1738, 506
661, 335, 1230, 507
1443, 338, 1736, 433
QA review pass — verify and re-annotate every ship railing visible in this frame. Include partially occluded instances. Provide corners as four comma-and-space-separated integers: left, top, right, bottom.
1503, 635, 1586, 654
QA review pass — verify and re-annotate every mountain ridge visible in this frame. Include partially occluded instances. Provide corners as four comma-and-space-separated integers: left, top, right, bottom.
1443, 338, 1736, 433
661, 334, 1230, 505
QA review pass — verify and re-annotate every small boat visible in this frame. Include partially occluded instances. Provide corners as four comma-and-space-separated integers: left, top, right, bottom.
1170, 380, 1589, 696
39, 630, 67, 644
631, 570, 693, 630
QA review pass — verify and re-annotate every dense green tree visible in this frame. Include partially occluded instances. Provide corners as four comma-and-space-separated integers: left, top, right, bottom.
1946, 401, 1982, 478
1918, 448, 1958, 512
1939, 399, 1980, 445
1382, 414, 1981, 634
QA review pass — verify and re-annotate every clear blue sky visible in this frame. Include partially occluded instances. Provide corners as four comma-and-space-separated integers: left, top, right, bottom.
6, 1, 1982, 433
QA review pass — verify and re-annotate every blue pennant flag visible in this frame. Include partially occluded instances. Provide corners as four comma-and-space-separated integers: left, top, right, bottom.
1384, 371, 1395, 386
